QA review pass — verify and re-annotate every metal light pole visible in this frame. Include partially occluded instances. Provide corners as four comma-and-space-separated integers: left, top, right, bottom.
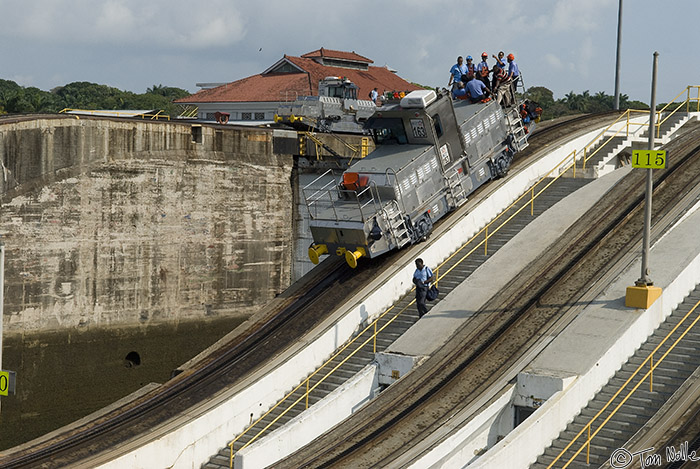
614, 0, 623, 110
626, 52, 663, 309
637, 51, 658, 287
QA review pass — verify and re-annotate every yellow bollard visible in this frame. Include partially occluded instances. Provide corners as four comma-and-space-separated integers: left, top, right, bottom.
308, 244, 328, 264
345, 247, 366, 269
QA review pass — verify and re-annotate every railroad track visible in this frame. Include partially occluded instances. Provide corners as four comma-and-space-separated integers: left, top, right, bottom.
279, 122, 700, 468
0, 111, 620, 468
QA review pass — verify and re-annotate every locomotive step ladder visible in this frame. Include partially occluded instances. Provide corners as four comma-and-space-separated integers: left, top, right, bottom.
505, 107, 529, 152
383, 201, 412, 248
446, 168, 468, 208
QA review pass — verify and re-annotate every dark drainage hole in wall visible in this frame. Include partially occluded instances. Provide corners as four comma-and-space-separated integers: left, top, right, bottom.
124, 351, 141, 368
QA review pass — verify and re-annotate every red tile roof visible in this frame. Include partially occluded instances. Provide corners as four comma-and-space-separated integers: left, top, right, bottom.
301, 47, 373, 64
176, 49, 420, 104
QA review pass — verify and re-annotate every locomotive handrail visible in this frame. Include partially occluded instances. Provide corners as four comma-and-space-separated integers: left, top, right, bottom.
368, 180, 384, 218
305, 180, 337, 205
385, 168, 409, 216
356, 185, 375, 222
326, 190, 339, 221
303, 169, 335, 191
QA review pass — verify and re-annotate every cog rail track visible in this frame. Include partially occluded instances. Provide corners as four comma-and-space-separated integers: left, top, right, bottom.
279, 124, 700, 468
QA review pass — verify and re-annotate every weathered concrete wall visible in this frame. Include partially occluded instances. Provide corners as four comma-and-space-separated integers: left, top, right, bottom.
0, 117, 295, 333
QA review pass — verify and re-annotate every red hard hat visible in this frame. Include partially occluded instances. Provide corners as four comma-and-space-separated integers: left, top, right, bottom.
507, 53, 515, 60
481, 52, 488, 57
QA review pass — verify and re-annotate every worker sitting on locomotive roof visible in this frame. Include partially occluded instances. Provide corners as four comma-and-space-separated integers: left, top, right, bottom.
465, 74, 490, 103
448, 56, 468, 91
452, 81, 469, 100
413, 258, 435, 319
476, 52, 490, 89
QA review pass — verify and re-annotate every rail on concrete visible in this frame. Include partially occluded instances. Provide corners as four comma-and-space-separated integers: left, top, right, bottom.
223, 118, 639, 468
229, 89, 700, 469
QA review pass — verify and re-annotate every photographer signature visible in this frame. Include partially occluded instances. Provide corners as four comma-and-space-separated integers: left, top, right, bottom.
610, 442, 699, 468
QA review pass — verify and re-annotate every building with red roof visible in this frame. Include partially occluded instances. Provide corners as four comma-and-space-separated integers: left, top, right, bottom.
176, 48, 421, 123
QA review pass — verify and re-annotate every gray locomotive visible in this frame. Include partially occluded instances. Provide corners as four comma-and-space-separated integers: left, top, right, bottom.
274, 76, 376, 134
305, 87, 532, 268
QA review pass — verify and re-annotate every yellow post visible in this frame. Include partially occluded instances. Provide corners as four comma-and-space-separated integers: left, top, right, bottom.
230, 447, 234, 469
587, 425, 591, 464
305, 380, 309, 409
435, 267, 439, 287
373, 321, 377, 354
583, 148, 587, 170
484, 226, 488, 255
530, 188, 534, 216
650, 354, 654, 392
573, 151, 577, 178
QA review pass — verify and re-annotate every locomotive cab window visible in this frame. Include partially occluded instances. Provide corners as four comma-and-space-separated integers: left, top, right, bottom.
432, 114, 444, 138
366, 117, 408, 145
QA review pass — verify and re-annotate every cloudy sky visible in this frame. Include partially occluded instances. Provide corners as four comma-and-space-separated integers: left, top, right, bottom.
1, 0, 697, 103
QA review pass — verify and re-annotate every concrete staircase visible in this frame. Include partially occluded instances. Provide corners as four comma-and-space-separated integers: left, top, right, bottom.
639, 111, 690, 142
203, 177, 594, 469
562, 135, 628, 179
530, 285, 700, 469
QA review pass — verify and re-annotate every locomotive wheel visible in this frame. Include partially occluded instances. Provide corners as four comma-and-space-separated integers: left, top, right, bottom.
494, 155, 510, 178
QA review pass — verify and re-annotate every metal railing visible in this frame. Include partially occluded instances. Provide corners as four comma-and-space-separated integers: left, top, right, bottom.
578, 85, 700, 172
655, 85, 700, 136
302, 176, 381, 224
226, 85, 700, 468
178, 105, 198, 119
547, 296, 700, 468
58, 108, 171, 120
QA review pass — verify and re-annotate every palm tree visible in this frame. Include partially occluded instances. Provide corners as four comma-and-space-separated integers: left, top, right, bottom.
147, 84, 165, 95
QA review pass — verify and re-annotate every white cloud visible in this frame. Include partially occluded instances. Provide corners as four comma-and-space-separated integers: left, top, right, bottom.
0, 0, 248, 49
543, 53, 564, 70
547, 0, 616, 33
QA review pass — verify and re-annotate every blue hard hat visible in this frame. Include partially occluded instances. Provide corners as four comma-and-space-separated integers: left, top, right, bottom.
466, 55, 473, 60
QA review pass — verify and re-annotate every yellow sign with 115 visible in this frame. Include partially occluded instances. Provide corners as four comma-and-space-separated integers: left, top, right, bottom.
632, 150, 667, 169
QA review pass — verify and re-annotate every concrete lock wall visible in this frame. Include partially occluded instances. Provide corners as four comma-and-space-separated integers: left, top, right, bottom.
0, 117, 295, 334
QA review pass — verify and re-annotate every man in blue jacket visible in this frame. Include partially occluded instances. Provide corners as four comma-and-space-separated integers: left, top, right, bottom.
413, 258, 435, 318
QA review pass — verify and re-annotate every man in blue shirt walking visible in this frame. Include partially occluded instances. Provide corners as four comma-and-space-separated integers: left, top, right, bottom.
413, 258, 435, 318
